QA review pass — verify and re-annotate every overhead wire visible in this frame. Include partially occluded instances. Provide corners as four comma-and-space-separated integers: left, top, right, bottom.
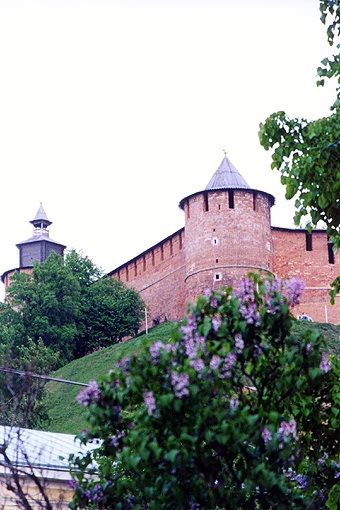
0, 366, 89, 387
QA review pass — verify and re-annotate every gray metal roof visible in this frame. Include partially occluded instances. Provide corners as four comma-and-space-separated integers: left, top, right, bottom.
205, 155, 250, 190
0, 426, 93, 471
16, 235, 66, 247
30, 203, 52, 227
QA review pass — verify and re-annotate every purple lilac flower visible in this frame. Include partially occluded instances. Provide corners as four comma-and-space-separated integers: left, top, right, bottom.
184, 338, 198, 359
171, 371, 190, 398
266, 297, 282, 314
184, 335, 205, 360
306, 343, 312, 353
150, 341, 165, 363
150, 341, 177, 363
230, 397, 239, 410
67, 479, 78, 489
83, 489, 91, 499
287, 472, 308, 490
189, 502, 200, 510
296, 474, 308, 489
265, 278, 284, 314
318, 452, 328, 466
180, 314, 197, 341
283, 277, 305, 306
219, 352, 236, 379
265, 277, 282, 293
235, 333, 244, 353
332, 461, 340, 479
320, 358, 332, 373
190, 358, 205, 372
261, 427, 272, 445
116, 356, 130, 373
92, 484, 103, 502
144, 390, 156, 416
219, 370, 231, 379
234, 277, 255, 301
224, 352, 236, 370
111, 431, 125, 447
277, 419, 298, 443
212, 316, 221, 332
210, 296, 218, 309
76, 380, 101, 406
210, 355, 221, 369
240, 302, 260, 326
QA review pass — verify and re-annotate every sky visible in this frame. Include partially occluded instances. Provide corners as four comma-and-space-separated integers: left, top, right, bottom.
0, 0, 338, 300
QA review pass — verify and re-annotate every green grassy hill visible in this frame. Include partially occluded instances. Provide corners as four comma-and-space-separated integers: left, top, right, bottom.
42, 321, 176, 434
42, 319, 340, 435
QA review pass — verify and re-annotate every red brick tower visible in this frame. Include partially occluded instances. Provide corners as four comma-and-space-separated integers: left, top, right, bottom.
179, 155, 275, 304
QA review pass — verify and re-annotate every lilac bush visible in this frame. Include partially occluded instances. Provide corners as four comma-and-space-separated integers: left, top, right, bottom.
69, 274, 340, 510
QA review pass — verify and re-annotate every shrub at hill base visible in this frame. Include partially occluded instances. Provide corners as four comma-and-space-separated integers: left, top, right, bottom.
69, 275, 340, 510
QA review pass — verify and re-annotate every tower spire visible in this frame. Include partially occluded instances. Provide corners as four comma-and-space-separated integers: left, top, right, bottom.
205, 154, 250, 190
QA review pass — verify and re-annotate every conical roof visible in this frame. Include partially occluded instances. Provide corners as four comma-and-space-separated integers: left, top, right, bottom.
205, 155, 250, 190
179, 154, 275, 210
30, 203, 52, 228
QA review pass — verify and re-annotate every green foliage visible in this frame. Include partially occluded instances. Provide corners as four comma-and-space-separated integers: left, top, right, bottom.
3, 249, 145, 364
259, 111, 340, 245
77, 277, 145, 357
65, 249, 103, 288
0, 338, 59, 428
318, 0, 340, 106
42, 321, 175, 434
259, 0, 340, 301
6, 251, 83, 363
69, 275, 340, 509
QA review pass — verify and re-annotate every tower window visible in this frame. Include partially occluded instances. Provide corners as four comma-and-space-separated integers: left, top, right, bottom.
214, 272, 222, 281
328, 242, 335, 264
305, 232, 312, 251
216, 259, 219, 263
204, 192, 209, 212
228, 190, 234, 209
253, 192, 257, 211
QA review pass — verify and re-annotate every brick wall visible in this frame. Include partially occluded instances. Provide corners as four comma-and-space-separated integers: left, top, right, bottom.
272, 228, 340, 323
108, 229, 186, 325
109, 197, 340, 326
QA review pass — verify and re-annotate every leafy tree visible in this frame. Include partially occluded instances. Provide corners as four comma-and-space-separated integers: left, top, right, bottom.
65, 249, 103, 288
0, 341, 68, 510
258, 0, 340, 300
6, 251, 83, 363
3, 250, 145, 363
69, 275, 340, 510
0, 339, 59, 428
78, 277, 145, 357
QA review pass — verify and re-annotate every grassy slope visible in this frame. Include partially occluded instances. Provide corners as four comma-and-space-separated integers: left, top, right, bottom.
43, 321, 176, 434
43, 320, 340, 435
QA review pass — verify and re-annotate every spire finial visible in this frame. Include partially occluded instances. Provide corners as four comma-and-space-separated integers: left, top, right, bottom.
222, 149, 227, 156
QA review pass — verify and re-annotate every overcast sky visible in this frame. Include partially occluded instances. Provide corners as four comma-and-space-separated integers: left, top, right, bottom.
0, 0, 337, 300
